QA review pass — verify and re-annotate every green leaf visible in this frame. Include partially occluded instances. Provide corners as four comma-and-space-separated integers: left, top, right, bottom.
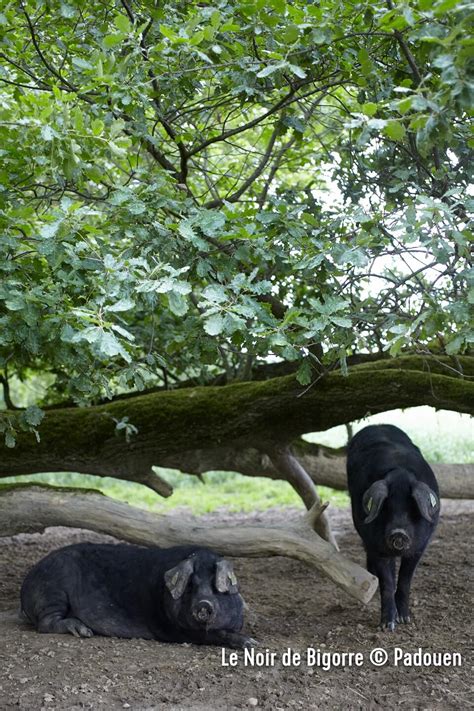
288, 64, 307, 79
434, 0, 461, 15
433, 53, 454, 69
357, 48, 371, 65
445, 335, 464, 354
282, 25, 299, 44
5, 431, 15, 448
91, 118, 105, 136
103, 33, 124, 48
114, 14, 131, 33
4, 295, 24, 311
24, 405, 45, 427
257, 62, 286, 78
111, 324, 135, 341
202, 285, 227, 303
331, 316, 352, 328
397, 97, 413, 115
178, 219, 198, 242
106, 298, 135, 312
196, 210, 226, 236
97, 332, 131, 362
60, 4, 76, 18
270, 0, 286, 11
361, 102, 378, 117
383, 120, 406, 141
190, 31, 205, 46
71, 57, 93, 70
204, 314, 224, 336
41, 125, 55, 141
160, 24, 177, 40
168, 292, 189, 316
296, 360, 312, 386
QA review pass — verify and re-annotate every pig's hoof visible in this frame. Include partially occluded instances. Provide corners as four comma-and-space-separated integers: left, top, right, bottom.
243, 637, 258, 648
65, 618, 93, 638
396, 614, 411, 624
381, 621, 396, 632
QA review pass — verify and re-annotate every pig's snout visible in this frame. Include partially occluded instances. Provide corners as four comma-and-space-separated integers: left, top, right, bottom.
386, 528, 411, 552
192, 600, 216, 624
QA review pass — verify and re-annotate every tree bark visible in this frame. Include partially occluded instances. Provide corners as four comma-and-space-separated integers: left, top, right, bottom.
268, 445, 339, 548
0, 356, 472, 499
0, 485, 378, 604
159, 443, 474, 499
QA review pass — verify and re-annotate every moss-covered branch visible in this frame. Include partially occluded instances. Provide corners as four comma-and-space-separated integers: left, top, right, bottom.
0, 356, 472, 486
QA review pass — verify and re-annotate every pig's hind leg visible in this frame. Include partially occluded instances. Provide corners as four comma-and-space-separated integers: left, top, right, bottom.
35, 591, 93, 638
38, 613, 93, 638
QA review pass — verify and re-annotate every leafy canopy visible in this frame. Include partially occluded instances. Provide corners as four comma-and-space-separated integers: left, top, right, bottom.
0, 0, 472, 434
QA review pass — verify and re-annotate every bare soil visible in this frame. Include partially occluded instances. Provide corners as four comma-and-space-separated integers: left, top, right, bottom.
0, 502, 472, 710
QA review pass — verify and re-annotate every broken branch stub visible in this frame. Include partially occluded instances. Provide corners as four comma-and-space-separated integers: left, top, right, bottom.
0, 485, 377, 604
268, 446, 339, 550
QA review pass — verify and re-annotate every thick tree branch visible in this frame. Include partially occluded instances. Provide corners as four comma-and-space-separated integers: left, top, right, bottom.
268, 445, 339, 548
154, 444, 474, 500
0, 357, 471, 493
0, 485, 378, 604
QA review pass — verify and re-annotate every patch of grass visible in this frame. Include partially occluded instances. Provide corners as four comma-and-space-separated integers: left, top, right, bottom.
0, 470, 349, 515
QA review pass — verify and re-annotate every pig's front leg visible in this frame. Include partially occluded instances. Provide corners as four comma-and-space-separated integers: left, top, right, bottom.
367, 554, 397, 631
202, 629, 258, 649
395, 553, 422, 624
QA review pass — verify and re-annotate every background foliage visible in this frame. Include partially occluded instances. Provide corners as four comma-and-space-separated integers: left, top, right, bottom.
0, 0, 472, 444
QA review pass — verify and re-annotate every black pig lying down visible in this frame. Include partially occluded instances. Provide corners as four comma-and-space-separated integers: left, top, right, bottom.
347, 424, 440, 631
20, 543, 256, 649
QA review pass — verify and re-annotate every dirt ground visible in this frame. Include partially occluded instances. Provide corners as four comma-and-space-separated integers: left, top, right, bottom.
0, 501, 472, 710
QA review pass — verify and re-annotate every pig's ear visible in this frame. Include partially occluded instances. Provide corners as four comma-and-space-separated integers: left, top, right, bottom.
215, 559, 239, 594
164, 557, 195, 600
362, 480, 388, 523
412, 482, 439, 522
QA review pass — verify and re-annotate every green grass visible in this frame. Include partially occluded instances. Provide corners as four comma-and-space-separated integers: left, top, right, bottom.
0, 469, 349, 514
1, 407, 471, 515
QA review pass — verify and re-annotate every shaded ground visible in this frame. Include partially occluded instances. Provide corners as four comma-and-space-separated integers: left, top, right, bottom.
0, 502, 472, 710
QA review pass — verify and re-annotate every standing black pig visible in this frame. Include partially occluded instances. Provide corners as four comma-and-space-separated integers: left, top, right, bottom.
20, 543, 255, 649
347, 424, 440, 630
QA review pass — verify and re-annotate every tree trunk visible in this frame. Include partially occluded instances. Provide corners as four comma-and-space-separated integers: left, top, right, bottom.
0, 485, 377, 604
0, 356, 472, 499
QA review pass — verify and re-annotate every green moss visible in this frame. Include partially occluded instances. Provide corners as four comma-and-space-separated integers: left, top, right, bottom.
1, 356, 472, 469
